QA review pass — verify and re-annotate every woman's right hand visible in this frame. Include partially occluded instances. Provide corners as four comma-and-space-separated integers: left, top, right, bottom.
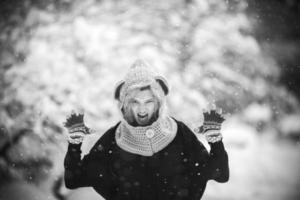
66, 122, 87, 144
64, 111, 87, 144
67, 131, 85, 144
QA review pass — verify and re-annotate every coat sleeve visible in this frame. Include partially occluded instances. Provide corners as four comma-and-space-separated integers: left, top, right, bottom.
64, 143, 93, 189
205, 141, 229, 182
64, 125, 118, 190
178, 121, 229, 183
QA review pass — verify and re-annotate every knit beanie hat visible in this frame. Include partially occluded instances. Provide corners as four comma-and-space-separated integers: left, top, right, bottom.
114, 59, 169, 111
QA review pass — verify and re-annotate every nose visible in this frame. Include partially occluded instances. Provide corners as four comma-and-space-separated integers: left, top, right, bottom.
138, 104, 147, 114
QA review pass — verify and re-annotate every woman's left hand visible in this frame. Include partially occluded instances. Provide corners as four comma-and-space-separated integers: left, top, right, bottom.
205, 129, 223, 143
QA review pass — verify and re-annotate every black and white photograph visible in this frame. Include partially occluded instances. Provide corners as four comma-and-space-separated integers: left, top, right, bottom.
0, 0, 300, 200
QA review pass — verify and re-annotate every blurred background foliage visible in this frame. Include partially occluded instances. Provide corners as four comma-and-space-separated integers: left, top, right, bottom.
0, 0, 300, 199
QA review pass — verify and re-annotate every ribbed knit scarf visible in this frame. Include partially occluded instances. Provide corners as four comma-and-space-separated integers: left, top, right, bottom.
115, 116, 177, 156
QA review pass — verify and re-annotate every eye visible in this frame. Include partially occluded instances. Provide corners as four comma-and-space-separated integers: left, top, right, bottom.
146, 99, 154, 104
129, 99, 137, 104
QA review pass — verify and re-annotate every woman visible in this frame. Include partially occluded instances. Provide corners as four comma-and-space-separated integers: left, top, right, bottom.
64, 60, 229, 200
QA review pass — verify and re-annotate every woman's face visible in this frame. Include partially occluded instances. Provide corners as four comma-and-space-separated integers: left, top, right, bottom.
127, 88, 159, 126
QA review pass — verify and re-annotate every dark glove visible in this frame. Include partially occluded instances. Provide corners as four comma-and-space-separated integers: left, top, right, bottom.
200, 109, 225, 133
195, 109, 226, 143
63, 112, 90, 144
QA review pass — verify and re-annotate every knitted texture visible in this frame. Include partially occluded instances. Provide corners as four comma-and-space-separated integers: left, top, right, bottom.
119, 60, 164, 104
196, 110, 225, 134
114, 60, 169, 108
63, 113, 90, 134
115, 116, 177, 156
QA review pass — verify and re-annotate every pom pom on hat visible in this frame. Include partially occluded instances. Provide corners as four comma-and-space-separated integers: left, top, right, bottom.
114, 59, 169, 102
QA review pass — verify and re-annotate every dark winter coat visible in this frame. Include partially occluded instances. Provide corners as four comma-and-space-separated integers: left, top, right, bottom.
64, 119, 229, 200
